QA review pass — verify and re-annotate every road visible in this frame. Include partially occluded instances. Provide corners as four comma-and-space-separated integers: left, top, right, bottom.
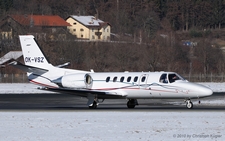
0, 92, 224, 111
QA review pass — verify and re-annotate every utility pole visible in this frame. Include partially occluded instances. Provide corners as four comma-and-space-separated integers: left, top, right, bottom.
117, 0, 119, 24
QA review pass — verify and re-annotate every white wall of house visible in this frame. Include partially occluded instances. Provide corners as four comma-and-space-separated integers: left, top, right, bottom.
66, 16, 111, 41
66, 17, 90, 40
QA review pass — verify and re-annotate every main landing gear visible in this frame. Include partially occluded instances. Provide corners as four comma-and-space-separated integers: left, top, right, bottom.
89, 100, 98, 109
127, 99, 138, 108
87, 94, 99, 109
185, 99, 193, 109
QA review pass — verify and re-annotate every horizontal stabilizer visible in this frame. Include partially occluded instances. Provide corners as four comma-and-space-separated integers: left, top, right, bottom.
55, 62, 70, 68
9, 61, 48, 74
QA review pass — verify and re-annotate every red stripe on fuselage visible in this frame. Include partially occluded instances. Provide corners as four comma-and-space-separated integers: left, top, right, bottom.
89, 87, 178, 93
29, 80, 58, 88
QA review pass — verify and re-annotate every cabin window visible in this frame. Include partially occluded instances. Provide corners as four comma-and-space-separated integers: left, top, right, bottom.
127, 76, 131, 82
120, 77, 124, 82
113, 77, 117, 82
134, 76, 138, 82
141, 76, 146, 82
106, 77, 110, 82
159, 73, 168, 83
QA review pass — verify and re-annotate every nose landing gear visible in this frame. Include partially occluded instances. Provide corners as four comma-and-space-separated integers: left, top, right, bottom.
185, 99, 193, 109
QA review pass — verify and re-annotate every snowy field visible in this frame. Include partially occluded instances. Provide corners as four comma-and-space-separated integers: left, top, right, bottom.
0, 83, 55, 94
0, 83, 224, 141
0, 111, 224, 141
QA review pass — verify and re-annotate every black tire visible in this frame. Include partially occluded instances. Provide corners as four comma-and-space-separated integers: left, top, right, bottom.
127, 100, 135, 108
89, 101, 97, 109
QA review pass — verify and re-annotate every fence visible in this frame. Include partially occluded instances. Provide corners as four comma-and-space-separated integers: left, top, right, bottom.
0, 74, 28, 83
182, 73, 225, 82
1, 73, 225, 83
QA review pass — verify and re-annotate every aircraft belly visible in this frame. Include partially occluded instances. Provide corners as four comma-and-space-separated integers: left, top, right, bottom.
125, 87, 195, 99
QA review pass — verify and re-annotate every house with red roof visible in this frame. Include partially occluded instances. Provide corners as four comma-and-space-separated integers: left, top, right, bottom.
0, 15, 71, 41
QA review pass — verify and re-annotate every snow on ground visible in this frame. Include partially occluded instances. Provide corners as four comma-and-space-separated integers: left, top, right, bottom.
0, 111, 224, 141
0, 83, 224, 141
0, 83, 55, 94
199, 82, 225, 92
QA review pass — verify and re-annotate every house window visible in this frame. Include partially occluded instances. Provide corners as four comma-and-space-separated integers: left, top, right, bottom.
73, 22, 76, 25
52, 28, 56, 33
92, 35, 95, 39
81, 35, 83, 38
107, 29, 109, 32
80, 28, 84, 31
73, 29, 76, 32
92, 29, 94, 32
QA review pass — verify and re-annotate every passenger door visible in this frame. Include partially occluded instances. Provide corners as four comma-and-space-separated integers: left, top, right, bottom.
139, 74, 149, 89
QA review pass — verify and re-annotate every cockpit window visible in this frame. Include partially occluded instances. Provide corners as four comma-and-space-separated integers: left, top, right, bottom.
159, 73, 168, 83
168, 73, 184, 83
160, 73, 185, 83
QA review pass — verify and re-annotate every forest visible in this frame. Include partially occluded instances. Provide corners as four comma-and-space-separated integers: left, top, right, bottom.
1, 0, 225, 32
1, 0, 225, 80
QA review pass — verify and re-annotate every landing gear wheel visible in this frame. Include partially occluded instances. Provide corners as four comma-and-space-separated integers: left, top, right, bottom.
89, 101, 97, 109
186, 100, 193, 109
127, 99, 137, 108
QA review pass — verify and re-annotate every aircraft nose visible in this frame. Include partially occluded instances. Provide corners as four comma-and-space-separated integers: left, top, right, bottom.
198, 86, 213, 97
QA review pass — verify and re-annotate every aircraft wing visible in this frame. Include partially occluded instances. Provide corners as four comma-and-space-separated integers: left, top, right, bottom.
9, 61, 48, 74
44, 87, 126, 99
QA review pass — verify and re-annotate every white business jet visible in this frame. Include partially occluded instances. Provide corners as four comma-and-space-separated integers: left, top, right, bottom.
11, 35, 213, 109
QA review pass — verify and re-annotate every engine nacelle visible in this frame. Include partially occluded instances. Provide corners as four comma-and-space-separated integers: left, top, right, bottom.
53, 73, 93, 89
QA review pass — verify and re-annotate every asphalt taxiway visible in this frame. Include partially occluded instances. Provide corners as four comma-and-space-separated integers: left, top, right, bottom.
0, 92, 224, 111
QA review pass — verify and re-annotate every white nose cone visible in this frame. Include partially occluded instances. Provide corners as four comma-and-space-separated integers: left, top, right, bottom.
198, 85, 213, 97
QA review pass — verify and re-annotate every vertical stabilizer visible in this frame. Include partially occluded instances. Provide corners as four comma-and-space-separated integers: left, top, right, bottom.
19, 35, 50, 69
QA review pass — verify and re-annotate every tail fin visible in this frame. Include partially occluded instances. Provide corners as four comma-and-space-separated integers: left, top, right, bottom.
19, 35, 50, 69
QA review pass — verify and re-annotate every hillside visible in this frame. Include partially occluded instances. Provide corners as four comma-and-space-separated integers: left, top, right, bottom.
0, 0, 225, 76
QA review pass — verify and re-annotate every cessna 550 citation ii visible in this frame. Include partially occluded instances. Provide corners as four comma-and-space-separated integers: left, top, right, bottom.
11, 35, 213, 109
